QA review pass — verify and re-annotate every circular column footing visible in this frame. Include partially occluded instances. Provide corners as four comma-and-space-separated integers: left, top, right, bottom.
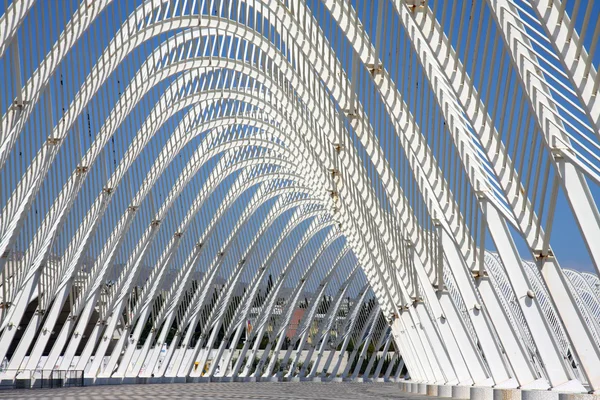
452, 386, 471, 399
494, 389, 522, 400
437, 385, 453, 397
558, 394, 599, 400
427, 384, 439, 396
522, 391, 560, 400
418, 383, 428, 394
472, 386, 494, 400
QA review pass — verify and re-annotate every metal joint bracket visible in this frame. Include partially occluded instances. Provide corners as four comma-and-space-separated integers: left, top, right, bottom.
103, 187, 114, 195
127, 205, 138, 213
474, 190, 488, 201
343, 110, 357, 118
47, 137, 62, 145
406, 0, 426, 12
150, 219, 161, 227
550, 136, 570, 159
75, 165, 89, 174
534, 249, 554, 260
471, 269, 488, 278
551, 147, 565, 160
12, 100, 30, 108
366, 64, 383, 74
174, 231, 184, 238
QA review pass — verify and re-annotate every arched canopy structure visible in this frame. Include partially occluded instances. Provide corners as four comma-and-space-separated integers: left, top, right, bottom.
0, 0, 600, 391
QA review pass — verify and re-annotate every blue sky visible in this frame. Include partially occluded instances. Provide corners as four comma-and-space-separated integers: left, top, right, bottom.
0, 0, 599, 276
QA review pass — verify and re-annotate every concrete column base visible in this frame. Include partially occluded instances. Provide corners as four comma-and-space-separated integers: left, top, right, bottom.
471, 386, 494, 400
452, 386, 471, 399
494, 389, 522, 400
418, 383, 428, 394
426, 385, 438, 397
413, 382, 422, 393
558, 394, 600, 400
522, 391, 561, 400
427, 384, 439, 396
437, 385, 453, 397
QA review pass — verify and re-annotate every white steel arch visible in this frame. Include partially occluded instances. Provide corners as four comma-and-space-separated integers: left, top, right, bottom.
0, 0, 599, 393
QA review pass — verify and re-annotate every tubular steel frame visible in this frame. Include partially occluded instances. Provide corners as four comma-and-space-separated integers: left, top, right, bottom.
0, 0, 599, 391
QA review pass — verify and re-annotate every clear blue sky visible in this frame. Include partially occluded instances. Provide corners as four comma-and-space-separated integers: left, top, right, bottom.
1, 0, 599, 275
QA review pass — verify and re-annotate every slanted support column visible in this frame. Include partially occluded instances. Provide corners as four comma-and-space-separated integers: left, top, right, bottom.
307, 276, 358, 379
383, 352, 399, 381
439, 228, 517, 387
9, 39, 24, 108
372, 334, 392, 380
484, 0, 600, 388
216, 323, 245, 378
349, 328, 376, 381
481, 195, 579, 390
361, 329, 389, 381
394, 359, 406, 381
328, 297, 370, 379
434, 220, 444, 295
341, 305, 380, 380
412, 253, 484, 385
0, 273, 39, 367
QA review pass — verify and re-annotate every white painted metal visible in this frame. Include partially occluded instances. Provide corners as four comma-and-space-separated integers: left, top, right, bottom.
0, 0, 598, 391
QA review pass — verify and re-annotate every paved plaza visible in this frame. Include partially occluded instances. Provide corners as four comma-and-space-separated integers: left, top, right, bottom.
0, 382, 421, 400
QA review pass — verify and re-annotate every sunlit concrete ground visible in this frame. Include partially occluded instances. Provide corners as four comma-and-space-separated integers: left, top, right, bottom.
0, 382, 423, 400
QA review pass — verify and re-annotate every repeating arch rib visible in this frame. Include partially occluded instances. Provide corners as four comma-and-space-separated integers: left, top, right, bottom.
0, 0, 599, 391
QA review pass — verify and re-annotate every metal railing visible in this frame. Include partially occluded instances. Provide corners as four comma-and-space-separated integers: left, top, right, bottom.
0, 369, 84, 390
